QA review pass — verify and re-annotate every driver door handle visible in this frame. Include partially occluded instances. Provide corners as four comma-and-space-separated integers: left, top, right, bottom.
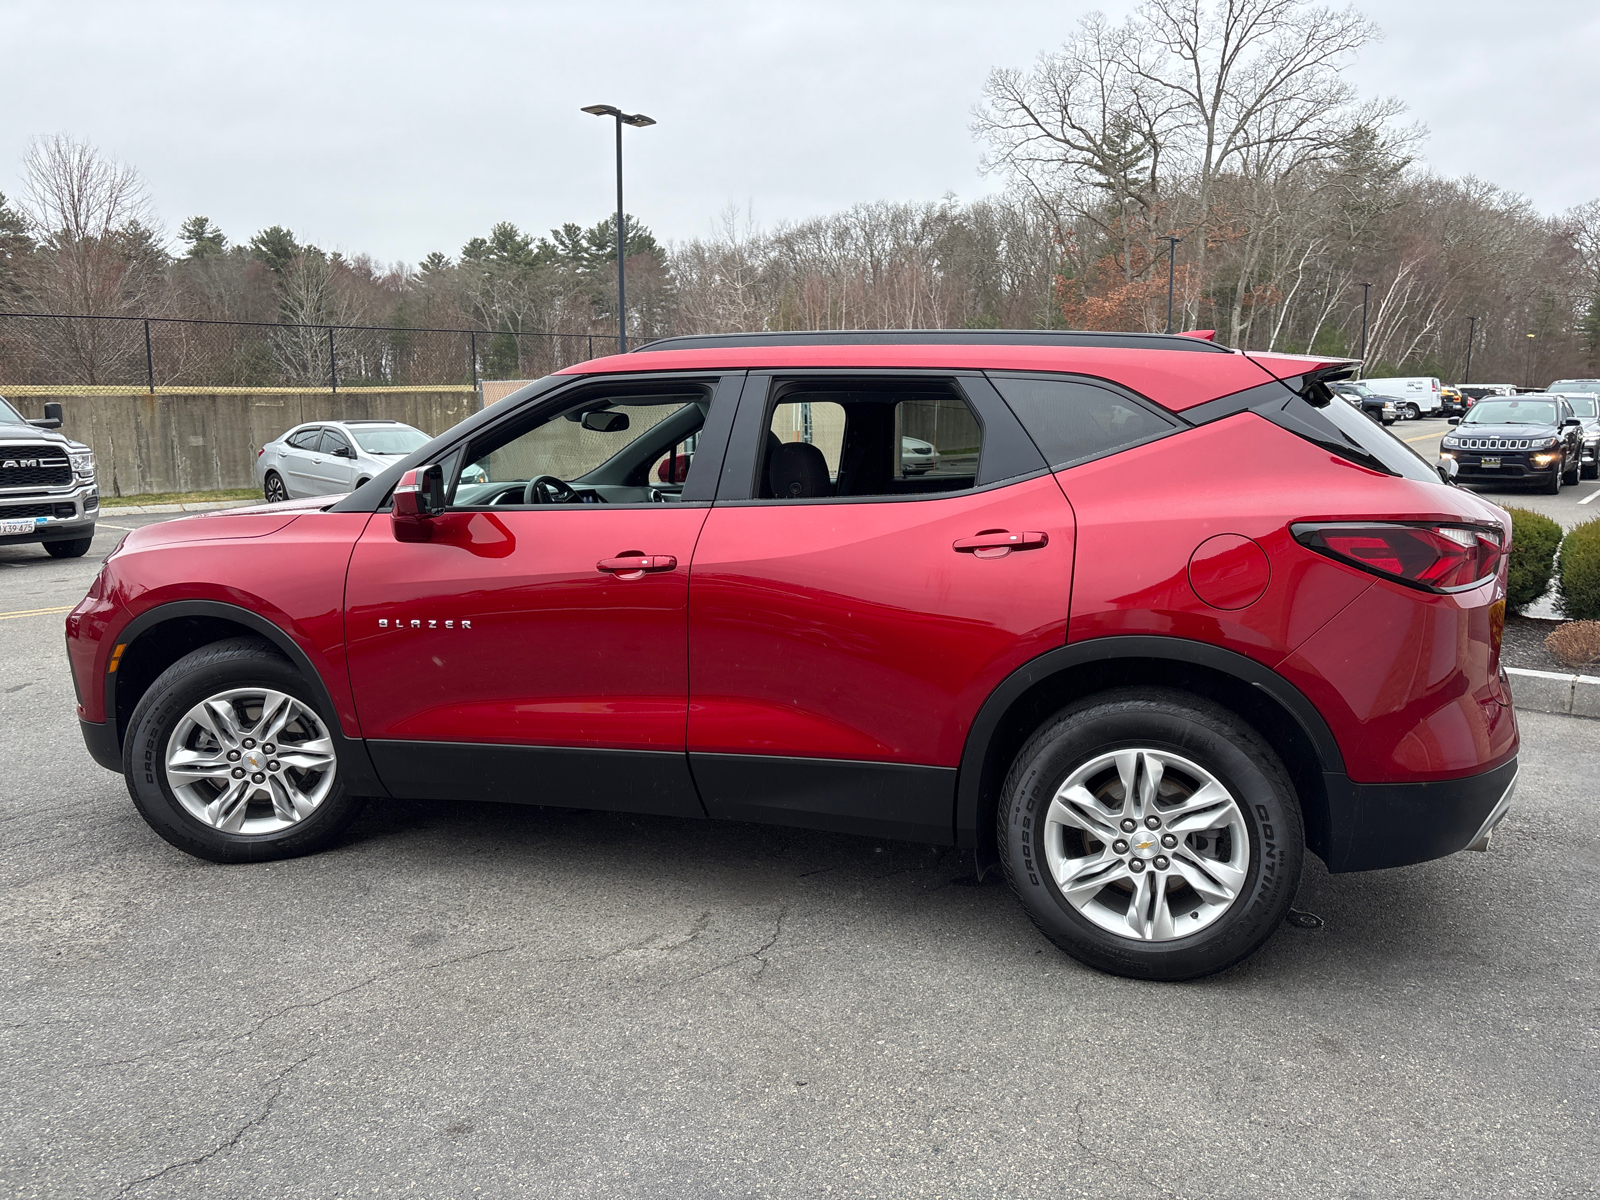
597, 554, 678, 575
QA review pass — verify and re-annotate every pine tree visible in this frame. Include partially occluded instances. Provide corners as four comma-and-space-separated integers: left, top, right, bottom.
178, 216, 227, 259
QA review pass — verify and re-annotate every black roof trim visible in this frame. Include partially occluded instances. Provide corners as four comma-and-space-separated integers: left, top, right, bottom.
638, 330, 1234, 354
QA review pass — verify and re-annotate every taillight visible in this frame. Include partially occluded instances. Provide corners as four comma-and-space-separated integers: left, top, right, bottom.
1292, 522, 1503, 593
257, 448, 264, 458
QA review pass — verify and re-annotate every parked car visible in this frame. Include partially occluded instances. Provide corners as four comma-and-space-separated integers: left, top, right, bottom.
1456, 384, 1517, 410
1552, 392, 1600, 479
1440, 393, 1585, 493
1439, 386, 1466, 416
901, 435, 940, 474
1362, 376, 1442, 420
68, 330, 1518, 982
255, 420, 432, 502
0, 395, 98, 558
1331, 381, 1398, 425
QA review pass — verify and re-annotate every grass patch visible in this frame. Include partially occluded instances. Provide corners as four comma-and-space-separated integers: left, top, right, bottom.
100, 488, 261, 508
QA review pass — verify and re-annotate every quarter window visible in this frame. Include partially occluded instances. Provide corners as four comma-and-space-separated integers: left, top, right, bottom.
988, 376, 1176, 469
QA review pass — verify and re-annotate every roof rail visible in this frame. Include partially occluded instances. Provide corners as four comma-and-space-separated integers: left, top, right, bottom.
636, 329, 1234, 354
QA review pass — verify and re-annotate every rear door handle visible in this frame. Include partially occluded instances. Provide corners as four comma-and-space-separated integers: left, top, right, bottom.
953, 530, 1048, 558
597, 554, 678, 576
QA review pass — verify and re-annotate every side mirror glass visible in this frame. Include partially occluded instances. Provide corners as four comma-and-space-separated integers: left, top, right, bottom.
581, 410, 629, 433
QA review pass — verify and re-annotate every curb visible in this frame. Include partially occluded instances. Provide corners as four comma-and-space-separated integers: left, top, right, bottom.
98, 499, 260, 516
1507, 666, 1600, 719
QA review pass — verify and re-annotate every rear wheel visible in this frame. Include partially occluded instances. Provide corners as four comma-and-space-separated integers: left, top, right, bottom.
263, 471, 288, 504
123, 637, 366, 862
44, 536, 92, 558
999, 688, 1303, 981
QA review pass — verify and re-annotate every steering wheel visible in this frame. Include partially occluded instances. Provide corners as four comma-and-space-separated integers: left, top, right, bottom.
523, 475, 579, 505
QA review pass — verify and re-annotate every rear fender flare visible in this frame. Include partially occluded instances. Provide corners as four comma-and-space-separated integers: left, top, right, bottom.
955, 636, 1344, 870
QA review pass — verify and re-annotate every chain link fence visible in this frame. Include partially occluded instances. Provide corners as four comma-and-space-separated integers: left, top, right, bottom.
0, 313, 651, 392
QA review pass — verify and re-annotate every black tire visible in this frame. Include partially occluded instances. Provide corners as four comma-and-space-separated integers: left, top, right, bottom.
1543, 465, 1561, 495
1562, 455, 1580, 487
1583, 461, 1598, 481
44, 536, 93, 558
1403, 403, 1420, 421
999, 688, 1304, 982
122, 637, 366, 863
263, 471, 289, 504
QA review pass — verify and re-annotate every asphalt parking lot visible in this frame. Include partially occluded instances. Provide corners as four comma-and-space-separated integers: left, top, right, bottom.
2, 512, 1597, 1199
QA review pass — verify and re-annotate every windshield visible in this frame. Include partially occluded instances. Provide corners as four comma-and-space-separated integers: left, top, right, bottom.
1463, 399, 1557, 426
0, 396, 26, 425
1549, 380, 1600, 396
1567, 396, 1599, 418
350, 426, 430, 455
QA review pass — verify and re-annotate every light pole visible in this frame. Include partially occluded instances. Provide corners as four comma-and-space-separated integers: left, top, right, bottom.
1162, 236, 1182, 333
1525, 332, 1536, 389
1359, 282, 1372, 378
1463, 315, 1477, 385
581, 104, 656, 352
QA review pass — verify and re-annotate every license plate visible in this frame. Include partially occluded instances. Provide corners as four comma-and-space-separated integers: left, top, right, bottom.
0, 517, 43, 536
1480, 457, 1500, 469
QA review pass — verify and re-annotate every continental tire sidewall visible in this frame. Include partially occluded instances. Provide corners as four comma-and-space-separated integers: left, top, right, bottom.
123, 640, 363, 863
1001, 694, 1303, 981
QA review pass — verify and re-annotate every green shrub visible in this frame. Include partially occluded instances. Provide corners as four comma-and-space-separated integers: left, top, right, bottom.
1505, 507, 1562, 613
1557, 518, 1600, 620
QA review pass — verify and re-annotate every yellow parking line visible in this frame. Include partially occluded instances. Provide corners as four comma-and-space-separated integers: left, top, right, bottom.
1403, 431, 1444, 443
0, 604, 74, 621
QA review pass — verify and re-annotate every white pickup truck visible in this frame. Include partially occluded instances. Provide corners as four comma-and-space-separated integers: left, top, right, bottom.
1361, 376, 1442, 421
0, 396, 99, 558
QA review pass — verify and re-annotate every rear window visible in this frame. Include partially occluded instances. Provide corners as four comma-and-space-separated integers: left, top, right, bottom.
988, 375, 1177, 469
1314, 393, 1442, 483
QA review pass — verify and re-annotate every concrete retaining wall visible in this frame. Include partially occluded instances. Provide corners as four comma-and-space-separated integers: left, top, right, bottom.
6, 388, 479, 496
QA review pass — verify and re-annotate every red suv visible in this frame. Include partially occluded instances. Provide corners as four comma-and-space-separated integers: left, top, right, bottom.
66, 332, 1519, 980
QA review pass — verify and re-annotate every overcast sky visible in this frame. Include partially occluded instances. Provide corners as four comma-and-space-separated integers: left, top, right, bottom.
4, 0, 1598, 266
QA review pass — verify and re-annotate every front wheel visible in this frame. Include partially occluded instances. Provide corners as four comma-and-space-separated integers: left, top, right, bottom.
123, 637, 366, 862
1543, 465, 1562, 495
44, 536, 93, 558
1562, 456, 1580, 487
999, 688, 1303, 981
1403, 402, 1420, 421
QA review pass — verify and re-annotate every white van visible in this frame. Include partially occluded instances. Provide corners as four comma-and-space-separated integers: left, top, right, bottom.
1361, 376, 1441, 420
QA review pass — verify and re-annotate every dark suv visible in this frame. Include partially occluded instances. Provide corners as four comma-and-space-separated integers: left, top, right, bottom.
1441, 393, 1585, 493
67, 331, 1518, 981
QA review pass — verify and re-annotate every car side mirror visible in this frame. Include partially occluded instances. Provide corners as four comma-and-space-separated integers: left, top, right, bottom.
1447, 417, 1460, 425
581, 410, 629, 433
1438, 457, 1459, 483
28, 401, 63, 430
1563, 417, 1582, 427
392, 463, 445, 541
335, 444, 355, 458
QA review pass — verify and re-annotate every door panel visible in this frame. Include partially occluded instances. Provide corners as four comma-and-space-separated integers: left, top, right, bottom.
686, 473, 1075, 768
346, 506, 710, 755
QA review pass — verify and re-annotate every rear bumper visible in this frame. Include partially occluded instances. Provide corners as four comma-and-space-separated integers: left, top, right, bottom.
1320, 757, 1517, 872
80, 717, 122, 773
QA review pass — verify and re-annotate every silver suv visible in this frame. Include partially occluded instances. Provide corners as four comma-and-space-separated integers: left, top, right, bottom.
0, 396, 98, 558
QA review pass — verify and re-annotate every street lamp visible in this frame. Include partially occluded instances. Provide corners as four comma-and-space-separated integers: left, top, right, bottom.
1525, 332, 1536, 389
1359, 282, 1372, 378
581, 103, 656, 352
1162, 236, 1182, 334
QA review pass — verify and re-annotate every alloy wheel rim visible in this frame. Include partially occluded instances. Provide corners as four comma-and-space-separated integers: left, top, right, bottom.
164, 688, 337, 835
1042, 748, 1250, 942
266, 476, 286, 502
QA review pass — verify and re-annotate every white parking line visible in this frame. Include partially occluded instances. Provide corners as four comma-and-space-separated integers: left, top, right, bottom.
1581, 489, 1600, 505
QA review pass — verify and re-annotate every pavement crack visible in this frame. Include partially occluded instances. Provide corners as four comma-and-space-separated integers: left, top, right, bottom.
113, 1052, 315, 1197
676, 906, 790, 986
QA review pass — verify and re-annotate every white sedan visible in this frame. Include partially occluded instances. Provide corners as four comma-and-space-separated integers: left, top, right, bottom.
255, 420, 431, 502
